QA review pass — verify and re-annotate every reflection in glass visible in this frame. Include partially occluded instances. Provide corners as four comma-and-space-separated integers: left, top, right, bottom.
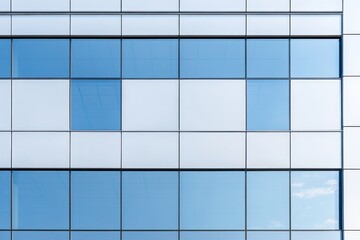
291, 231, 341, 240
247, 231, 289, 240
0, 171, 10, 229
0, 40, 11, 78
122, 231, 178, 240
72, 231, 120, 240
181, 231, 245, 240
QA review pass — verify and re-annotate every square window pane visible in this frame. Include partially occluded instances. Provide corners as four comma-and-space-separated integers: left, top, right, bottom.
122, 15, 178, 36
180, 171, 245, 230
181, 232, 245, 240
122, 171, 178, 230
122, 232, 178, 240
0, 232, 10, 240
0, 39, 11, 78
12, 232, 69, 240
291, 171, 340, 230
180, 39, 245, 78
247, 39, 289, 78
13, 39, 69, 78
71, 80, 121, 131
247, 231, 289, 240
0, 171, 10, 229
291, 39, 339, 78
72, 232, 120, 240
247, 80, 289, 131
122, 39, 178, 79
12, 171, 69, 229
71, 15, 121, 36
71, 171, 120, 230
291, 231, 341, 240
247, 171, 289, 230
72, 39, 121, 78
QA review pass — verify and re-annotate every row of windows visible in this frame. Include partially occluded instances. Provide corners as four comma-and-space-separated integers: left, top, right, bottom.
0, 39, 340, 79
0, 171, 339, 231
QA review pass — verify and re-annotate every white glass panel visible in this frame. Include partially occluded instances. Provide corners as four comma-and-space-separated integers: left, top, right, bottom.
0, 0, 10, 11
344, 0, 360, 34
0, 16, 11, 36
344, 78, 360, 126
181, 15, 245, 36
122, 133, 178, 168
291, 80, 341, 131
344, 231, 360, 240
71, 0, 120, 11
291, 15, 341, 36
247, 132, 290, 168
0, 132, 11, 168
180, 133, 245, 168
344, 171, 360, 230
0, 80, 10, 131
12, 15, 70, 36
180, 80, 246, 131
344, 36, 360, 76
12, 132, 69, 168
344, 128, 360, 169
122, 0, 178, 11
71, 132, 121, 168
247, 15, 289, 36
247, 0, 289, 11
291, 0, 342, 12
122, 80, 178, 131
181, 0, 245, 11
71, 15, 121, 36
12, 0, 69, 11
291, 132, 341, 169
12, 80, 69, 131
122, 15, 178, 36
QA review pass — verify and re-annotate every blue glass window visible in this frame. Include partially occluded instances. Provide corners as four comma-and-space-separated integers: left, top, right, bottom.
247, 232, 289, 240
291, 171, 339, 230
12, 232, 69, 240
72, 232, 120, 240
0, 171, 10, 229
122, 232, 178, 240
247, 39, 289, 78
180, 39, 245, 78
122, 39, 178, 78
71, 171, 121, 230
0, 231, 10, 240
292, 231, 341, 240
181, 232, 245, 240
291, 39, 340, 78
0, 40, 11, 78
180, 171, 245, 230
122, 171, 178, 230
247, 80, 289, 131
72, 39, 121, 78
247, 171, 289, 230
71, 80, 121, 130
13, 39, 69, 78
12, 171, 69, 230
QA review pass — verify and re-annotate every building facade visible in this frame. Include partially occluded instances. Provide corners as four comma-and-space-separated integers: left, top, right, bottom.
0, 0, 359, 239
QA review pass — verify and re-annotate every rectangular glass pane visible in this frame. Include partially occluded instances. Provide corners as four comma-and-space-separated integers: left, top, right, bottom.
180, 39, 245, 78
291, 231, 341, 240
0, 39, 11, 78
71, 231, 120, 240
247, 231, 289, 240
0, 171, 10, 229
181, 231, 245, 240
123, 232, 178, 240
12, 231, 69, 240
0, 232, 10, 240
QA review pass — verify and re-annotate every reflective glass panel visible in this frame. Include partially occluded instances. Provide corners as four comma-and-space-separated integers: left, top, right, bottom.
0, 232, 10, 240
181, 231, 245, 240
0, 171, 10, 229
12, 231, 69, 240
122, 232, 178, 240
247, 231, 289, 240
72, 231, 120, 240
0, 39, 11, 78
292, 231, 341, 240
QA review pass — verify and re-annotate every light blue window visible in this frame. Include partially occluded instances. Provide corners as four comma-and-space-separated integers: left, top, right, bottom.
247, 80, 289, 131
71, 171, 121, 230
0, 231, 10, 240
247, 39, 289, 78
291, 171, 339, 230
180, 39, 245, 78
13, 39, 69, 78
247, 231, 289, 240
0, 171, 10, 229
12, 171, 69, 230
72, 39, 121, 78
122, 171, 178, 230
181, 232, 245, 240
292, 231, 341, 240
122, 39, 178, 78
291, 39, 340, 78
72, 232, 120, 240
247, 171, 289, 230
122, 232, 178, 240
0, 40, 11, 78
71, 80, 121, 130
180, 171, 245, 230
12, 232, 69, 240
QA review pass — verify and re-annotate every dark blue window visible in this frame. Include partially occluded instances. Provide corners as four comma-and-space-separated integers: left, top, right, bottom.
247, 232, 289, 240
72, 39, 121, 78
122, 171, 178, 230
0, 231, 10, 240
12, 171, 69, 230
12, 232, 69, 240
247, 80, 289, 131
0, 171, 10, 229
122, 232, 178, 240
180, 39, 245, 78
122, 39, 178, 78
71, 171, 121, 230
72, 232, 120, 240
71, 80, 121, 130
181, 232, 245, 240
0, 40, 11, 78
247, 39, 289, 78
13, 39, 69, 78
291, 39, 340, 78
180, 171, 245, 230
